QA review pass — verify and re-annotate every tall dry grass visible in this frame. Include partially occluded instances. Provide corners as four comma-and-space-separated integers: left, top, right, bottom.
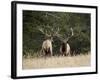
22, 54, 91, 69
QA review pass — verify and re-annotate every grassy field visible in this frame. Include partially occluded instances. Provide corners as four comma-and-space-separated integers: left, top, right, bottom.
22, 54, 91, 69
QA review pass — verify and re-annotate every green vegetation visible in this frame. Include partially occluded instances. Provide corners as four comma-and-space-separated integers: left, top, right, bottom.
23, 10, 90, 57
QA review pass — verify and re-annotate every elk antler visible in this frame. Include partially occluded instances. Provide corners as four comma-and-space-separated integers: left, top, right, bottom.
54, 27, 65, 41
38, 24, 57, 38
38, 25, 51, 37
54, 27, 74, 42
66, 27, 74, 42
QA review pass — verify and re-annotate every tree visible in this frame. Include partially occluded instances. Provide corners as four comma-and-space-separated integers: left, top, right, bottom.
23, 10, 90, 57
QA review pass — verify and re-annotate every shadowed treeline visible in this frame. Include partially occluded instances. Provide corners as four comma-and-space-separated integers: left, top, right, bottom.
23, 10, 90, 57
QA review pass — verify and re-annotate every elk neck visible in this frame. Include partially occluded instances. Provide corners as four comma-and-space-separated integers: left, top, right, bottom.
61, 41, 67, 52
62, 42, 67, 47
45, 37, 53, 42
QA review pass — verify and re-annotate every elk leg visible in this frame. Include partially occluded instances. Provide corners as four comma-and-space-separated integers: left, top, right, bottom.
64, 53, 67, 56
50, 47, 52, 56
67, 51, 71, 56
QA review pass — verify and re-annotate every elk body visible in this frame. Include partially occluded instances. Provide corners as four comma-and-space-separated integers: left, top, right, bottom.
38, 25, 56, 57
60, 42, 70, 56
41, 39, 53, 56
56, 28, 74, 56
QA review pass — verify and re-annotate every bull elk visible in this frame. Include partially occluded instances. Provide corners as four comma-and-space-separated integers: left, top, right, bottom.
56, 27, 74, 56
38, 25, 57, 57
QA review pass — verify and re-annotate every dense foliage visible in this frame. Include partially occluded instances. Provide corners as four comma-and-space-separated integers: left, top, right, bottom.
23, 10, 90, 57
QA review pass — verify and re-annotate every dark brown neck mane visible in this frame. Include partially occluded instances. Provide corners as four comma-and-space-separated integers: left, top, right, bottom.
61, 42, 67, 52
